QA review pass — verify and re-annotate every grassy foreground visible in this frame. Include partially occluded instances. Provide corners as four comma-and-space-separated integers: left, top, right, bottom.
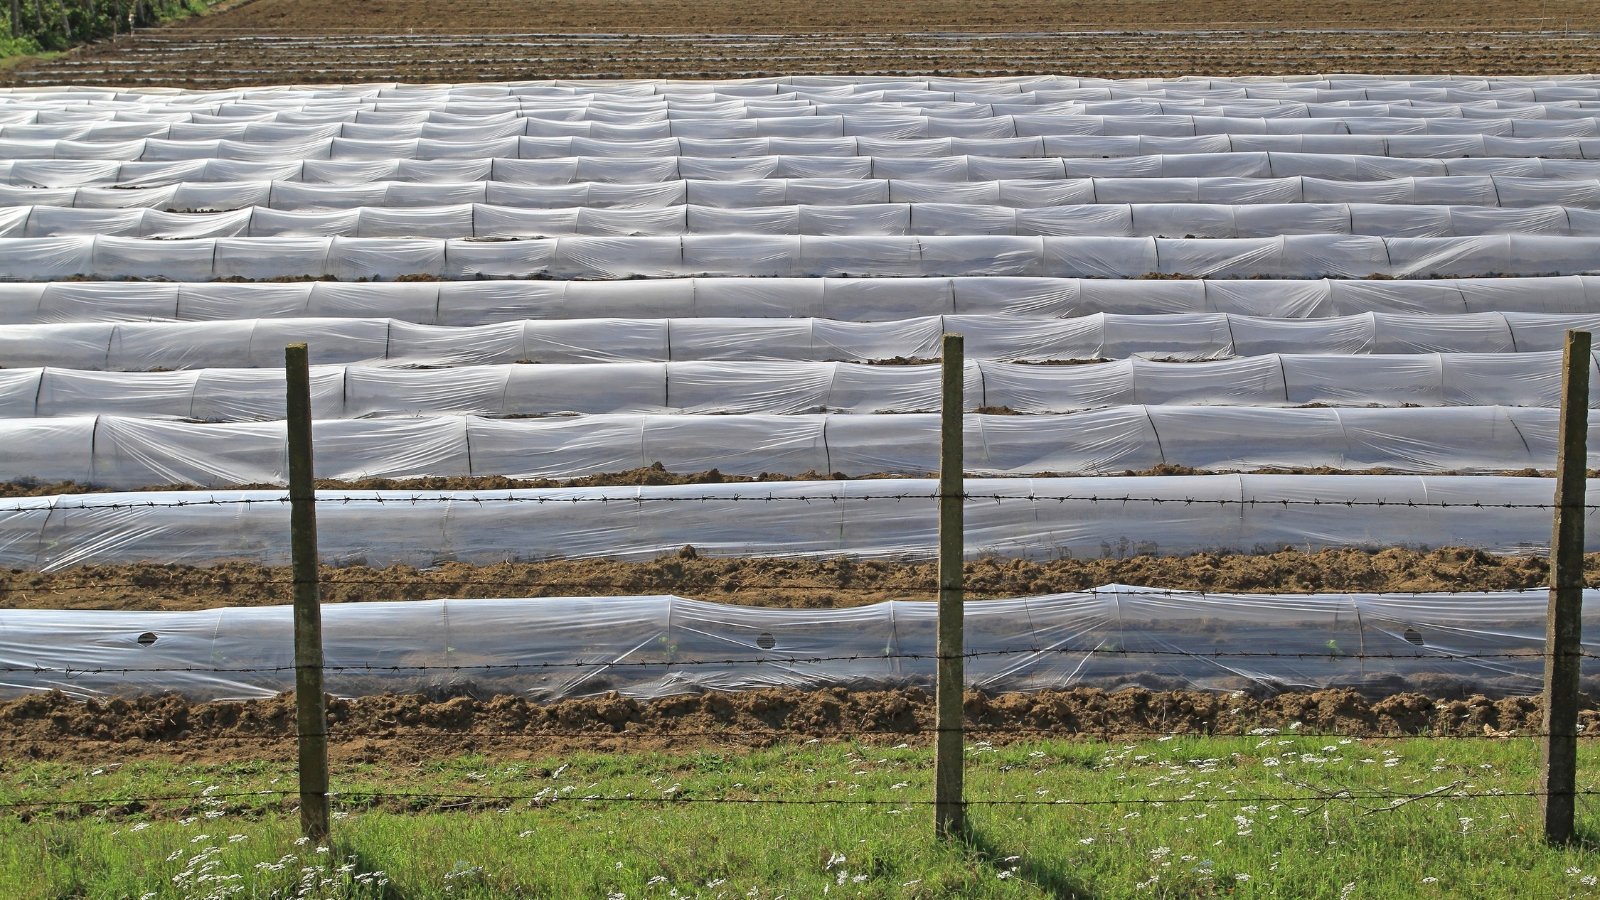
7, 736, 1600, 898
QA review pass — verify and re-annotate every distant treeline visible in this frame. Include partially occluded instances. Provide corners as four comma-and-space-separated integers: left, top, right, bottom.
3, 0, 218, 57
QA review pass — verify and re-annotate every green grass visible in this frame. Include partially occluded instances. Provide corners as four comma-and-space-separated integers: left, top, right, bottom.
7, 735, 1600, 897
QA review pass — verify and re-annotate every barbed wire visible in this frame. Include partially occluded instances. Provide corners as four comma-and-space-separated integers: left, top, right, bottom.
0, 492, 1591, 512
7, 786, 1595, 813
0, 579, 1570, 600
0, 576, 925, 596
0, 724, 1587, 745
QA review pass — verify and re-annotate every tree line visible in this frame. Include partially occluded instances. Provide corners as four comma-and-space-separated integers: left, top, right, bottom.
3, 0, 214, 56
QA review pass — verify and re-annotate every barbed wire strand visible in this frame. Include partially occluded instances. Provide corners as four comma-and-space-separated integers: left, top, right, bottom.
7, 787, 1597, 813
1, 492, 1593, 511
0, 725, 1589, 745
0, 580, 1573, 600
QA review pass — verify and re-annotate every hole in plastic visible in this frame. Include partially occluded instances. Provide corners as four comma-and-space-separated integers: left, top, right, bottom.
756, 632, 776, 650
136, 632, 158, 646
1403, 627, 1424, 647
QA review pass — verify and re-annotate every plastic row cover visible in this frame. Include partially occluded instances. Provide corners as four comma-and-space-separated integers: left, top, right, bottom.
17, 176, 1600, 211
0, 352, 1589, 420
4, 276, 1598, 324
10, 202, 1600, 239
4, 587, 1589, 701
3, 73, 1596, 97
2, 407, 1589, 488
39, 85, 1600, 105
6, 112, 1600, 144
6, 90, 1600, 133
3, 234, 1599, 281
0, 475, 1589, 571
3, 81, 1598, 106
9, 155, 1600, 190
5, 132, 1600, 164
9, 313, 1600, 370
2, 88, 1598, 112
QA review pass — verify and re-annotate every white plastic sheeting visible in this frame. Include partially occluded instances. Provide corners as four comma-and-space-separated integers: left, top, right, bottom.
1, 133, 1599, 165
3, 109, 1600, 143
3, 276, 1599, 324
10, 176, 1600, 212
9, 314, 1600, 370
0, 408, 1587, 488
0, 353, 1591, 419
6, 202, 1600, 238
3, 586, 1589, 700
0, 234, 1596, 280
0, 475, 1590, 571
7, 77, 1600, 575
7, 154, 1600, 189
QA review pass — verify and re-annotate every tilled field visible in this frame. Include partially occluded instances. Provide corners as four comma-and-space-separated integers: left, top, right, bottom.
4, 16, 1599, 771
1, 686, 1578, 765
13, 30, 1600, 87
4, 0, 1600, 86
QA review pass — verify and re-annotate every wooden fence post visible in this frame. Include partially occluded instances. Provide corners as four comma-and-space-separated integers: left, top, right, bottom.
934, 332, 965, 839
1542, 328, 1590, 845
285, 343, 330, 844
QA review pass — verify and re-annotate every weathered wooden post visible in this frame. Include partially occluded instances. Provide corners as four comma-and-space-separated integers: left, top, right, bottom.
285, 343, 330, 843
934, 333, 965, 839
1542, 328, 1590, 845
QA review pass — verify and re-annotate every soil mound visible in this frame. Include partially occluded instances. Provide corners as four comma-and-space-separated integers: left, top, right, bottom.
1, 686, 1580, 765
0, 547, 1569, 612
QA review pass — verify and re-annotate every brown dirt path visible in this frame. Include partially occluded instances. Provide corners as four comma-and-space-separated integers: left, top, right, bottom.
0, 546, 1576, 611
0, 686, 1581, 765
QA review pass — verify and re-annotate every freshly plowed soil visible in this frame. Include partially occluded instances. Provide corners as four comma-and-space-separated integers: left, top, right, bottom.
177, 0, 1600, 33
4, 0, 1599, 87
0, 686, 1581, 765
0, 547, 1580, 611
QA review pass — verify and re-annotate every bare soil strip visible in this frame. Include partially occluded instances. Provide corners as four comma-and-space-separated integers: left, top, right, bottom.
0, 686, 1581, 765
161, 0, 1600, 34
0, 547, 1576, 611
12, 31, 1600, 86
5, 0, 1600, 87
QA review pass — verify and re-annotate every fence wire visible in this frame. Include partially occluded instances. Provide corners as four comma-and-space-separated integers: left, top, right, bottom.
0, 492, 1592, 511
8, 786, 1599, 814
